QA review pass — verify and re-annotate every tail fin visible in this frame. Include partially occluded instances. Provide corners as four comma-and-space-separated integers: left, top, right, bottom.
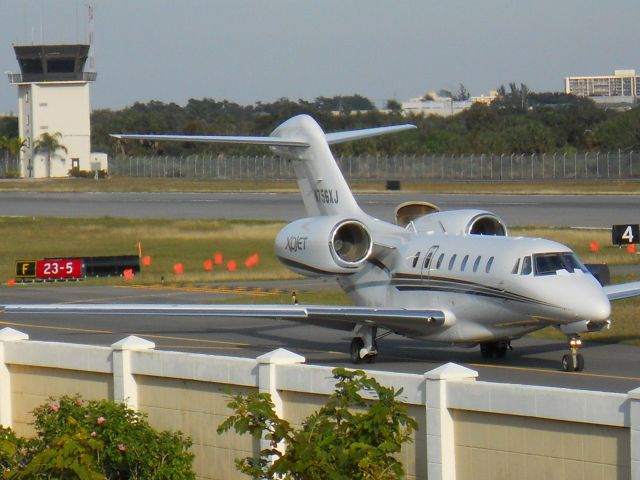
112, 114, 415, 217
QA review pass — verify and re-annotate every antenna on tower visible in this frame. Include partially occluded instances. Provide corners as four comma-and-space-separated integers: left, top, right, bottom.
87, 2, 96, 71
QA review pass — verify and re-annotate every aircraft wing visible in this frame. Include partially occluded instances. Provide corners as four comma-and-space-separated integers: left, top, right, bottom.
1, 304, 446, 336
603, 281, 640, 301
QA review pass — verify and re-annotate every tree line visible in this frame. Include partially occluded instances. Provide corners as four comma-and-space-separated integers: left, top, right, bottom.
2, 88, 640, 163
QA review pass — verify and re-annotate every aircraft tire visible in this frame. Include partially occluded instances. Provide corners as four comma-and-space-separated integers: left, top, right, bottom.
350, 337, 365, 364
495, 342, 509, 358
561, 354, 575, 372
575, 354, 585, 372
480, 342, 497, 359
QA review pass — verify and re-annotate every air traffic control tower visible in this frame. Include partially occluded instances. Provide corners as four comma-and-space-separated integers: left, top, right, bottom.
8, 44, 98, 178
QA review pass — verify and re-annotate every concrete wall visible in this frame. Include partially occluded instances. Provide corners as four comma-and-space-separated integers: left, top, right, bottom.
0, 328, 638, 480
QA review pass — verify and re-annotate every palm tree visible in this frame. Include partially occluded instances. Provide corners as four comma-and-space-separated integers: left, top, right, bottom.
34, 132, 67, 178
0, 136, 7, 176
3, 137, 25, 176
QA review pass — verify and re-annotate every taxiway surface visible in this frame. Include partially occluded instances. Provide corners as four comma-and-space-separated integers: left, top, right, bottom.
0, 191, 638, 227
1, 285, 639, 393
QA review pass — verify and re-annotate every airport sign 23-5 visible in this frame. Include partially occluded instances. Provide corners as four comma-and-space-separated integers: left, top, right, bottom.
36, 259, 84, 279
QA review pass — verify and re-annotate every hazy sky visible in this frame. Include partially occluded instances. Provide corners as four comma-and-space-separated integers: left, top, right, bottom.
1, 0, 639, 114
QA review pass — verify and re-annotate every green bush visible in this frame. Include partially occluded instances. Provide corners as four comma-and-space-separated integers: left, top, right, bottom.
68, 169, 109, 179
218, 367, 418, 479
1, 395, 194, 479
0, 171, 20, 179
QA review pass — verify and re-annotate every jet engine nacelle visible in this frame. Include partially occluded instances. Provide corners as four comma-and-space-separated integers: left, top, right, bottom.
275, 216, 373, 276
410, 209, 508, 236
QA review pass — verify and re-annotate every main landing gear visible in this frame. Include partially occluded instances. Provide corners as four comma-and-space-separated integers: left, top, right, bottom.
350, 325, 381, 364
480, 340, 511, 359
561, 336, 584, 372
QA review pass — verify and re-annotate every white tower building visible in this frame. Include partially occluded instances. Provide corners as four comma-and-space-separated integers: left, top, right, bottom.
7, 44, 98, 178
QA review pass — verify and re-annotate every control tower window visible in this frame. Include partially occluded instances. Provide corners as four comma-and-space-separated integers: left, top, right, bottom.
47, 59, 75, 73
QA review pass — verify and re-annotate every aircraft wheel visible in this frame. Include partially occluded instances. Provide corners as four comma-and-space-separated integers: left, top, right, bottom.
350, 337, 364, 364
480, 342, 496, 359
495, 342, 509, 358
561, 354, 574, 372
364, 340, 378, 364
575, 354, 585, 372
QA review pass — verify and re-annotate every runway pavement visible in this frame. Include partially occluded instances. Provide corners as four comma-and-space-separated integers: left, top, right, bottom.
0, 191, 638, 227
1, 284, 639, 393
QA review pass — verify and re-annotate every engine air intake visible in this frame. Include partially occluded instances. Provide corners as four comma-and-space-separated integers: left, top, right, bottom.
468, 215, 507, 236
331, 221, 372, 265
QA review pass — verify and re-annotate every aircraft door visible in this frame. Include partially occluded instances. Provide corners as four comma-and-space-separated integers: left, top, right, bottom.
420, 245, 439, 280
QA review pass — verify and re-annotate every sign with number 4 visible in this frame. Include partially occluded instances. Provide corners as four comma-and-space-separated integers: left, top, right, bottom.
612, 224, 640, 245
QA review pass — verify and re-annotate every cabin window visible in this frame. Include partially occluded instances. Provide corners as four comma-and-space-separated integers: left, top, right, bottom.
448, 254, 457, 270
423, 251, 433, 270
521, 256, 532, 275
460, 255, 469, 271
423, 246, 439, 271
486, 257, 494, 273
511, 258, 520, 274
411, 252, 421, 268
473, 256, 482, 272
436, 253, 445, 269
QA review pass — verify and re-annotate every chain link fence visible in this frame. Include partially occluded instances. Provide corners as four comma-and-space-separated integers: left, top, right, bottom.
0, 157, 20, 178
6, 151, 638, 181
109, 151, 640, 181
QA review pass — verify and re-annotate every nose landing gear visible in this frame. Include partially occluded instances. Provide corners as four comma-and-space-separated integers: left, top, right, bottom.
561, 336, 584, 372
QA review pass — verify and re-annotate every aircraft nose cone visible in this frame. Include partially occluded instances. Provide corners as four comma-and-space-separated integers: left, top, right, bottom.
579, 284, 610, 321
592, 296, 611, 321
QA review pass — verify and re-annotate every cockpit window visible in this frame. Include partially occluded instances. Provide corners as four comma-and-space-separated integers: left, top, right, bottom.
533, 252, 588, 276
521, 256, 532, 275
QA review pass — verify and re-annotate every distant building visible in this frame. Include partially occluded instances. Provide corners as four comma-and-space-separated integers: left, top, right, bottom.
401, 91, 498, 117
564, 69, 639, 104
7, 44, 106, 178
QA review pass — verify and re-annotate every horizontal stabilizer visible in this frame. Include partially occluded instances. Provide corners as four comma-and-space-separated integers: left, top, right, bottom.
111, 123, 416, 148
111, 133, 309, 148
325, 124, 416, 145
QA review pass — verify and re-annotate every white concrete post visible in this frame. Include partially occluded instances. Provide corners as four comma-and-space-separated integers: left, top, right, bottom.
424, 362, 478, 480
630, 387, 640, 480
0, 328, 29, 427
256, 348, 305, 454
111, 336, 155, 410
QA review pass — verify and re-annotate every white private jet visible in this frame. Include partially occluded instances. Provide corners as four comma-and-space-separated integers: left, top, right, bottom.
4, 114, 640, 372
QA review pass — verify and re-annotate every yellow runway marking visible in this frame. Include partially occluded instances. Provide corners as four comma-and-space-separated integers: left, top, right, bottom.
0, 320, 250, 348
117, 284, 289, 297
467, 362, 640, 382
0, 320, 112, 335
